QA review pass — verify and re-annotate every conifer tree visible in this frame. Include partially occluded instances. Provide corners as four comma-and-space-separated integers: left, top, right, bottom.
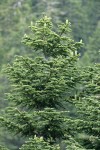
0, 16, 99, 150
0, 16, 83, 149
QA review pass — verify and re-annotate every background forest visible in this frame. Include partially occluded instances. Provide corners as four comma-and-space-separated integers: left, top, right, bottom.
0, 0, 100, 150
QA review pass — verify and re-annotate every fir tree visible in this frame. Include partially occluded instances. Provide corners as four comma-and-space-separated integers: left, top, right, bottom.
0, 16, 99, 150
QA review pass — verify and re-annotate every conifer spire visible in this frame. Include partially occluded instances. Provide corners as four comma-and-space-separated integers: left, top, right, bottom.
0, 16, 99, 150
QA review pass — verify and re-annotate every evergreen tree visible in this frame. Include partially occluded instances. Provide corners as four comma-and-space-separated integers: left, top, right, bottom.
0, 16, 83, 149
0, 16, 100, 150
0, 1, 100, 149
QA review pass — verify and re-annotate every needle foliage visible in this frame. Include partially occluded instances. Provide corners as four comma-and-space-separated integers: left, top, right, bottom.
0, 16, 99, 150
